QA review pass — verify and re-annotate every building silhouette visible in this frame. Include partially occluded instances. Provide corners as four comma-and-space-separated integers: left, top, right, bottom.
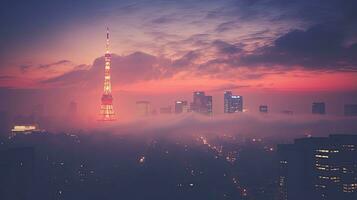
259, 105, 268, 113
277, 135, 357, 200
344, 104, 357, 116
224, 91, 243, 113
191, 91, 212, 115
312, 102, 326, 115
175, 101, 189, 114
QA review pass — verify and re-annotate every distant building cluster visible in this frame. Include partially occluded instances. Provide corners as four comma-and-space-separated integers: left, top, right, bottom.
136, 91, 239, 117
132, 91, 357, 117
278, 135, 357, 200
310, 103, 357, 116
0, 101, 81, 138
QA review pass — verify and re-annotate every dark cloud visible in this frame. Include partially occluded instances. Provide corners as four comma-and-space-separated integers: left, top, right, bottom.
19, 65, 31, 73
239, 24, 357, 70
41, 69, 89, 86
151, 15, 176, 24
208, 84, 250, 92
18, 60, 75, 75
172, 51, 200, 68
212, 40, 242, 55
38, 60, 71, 69
215, 21, 237, 33
3, 0, 357, 88
181, 34, 211, 47
42, 52, 174, 87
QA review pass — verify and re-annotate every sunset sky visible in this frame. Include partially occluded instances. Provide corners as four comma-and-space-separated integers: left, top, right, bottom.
1, 0, 357, 118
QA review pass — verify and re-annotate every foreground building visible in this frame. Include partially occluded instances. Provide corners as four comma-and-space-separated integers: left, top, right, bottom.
277, 134, 357, 200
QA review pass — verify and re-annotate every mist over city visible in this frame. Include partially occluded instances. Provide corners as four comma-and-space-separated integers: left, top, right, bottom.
1, 0, 357, 200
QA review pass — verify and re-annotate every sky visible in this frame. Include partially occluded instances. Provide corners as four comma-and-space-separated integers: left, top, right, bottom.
1, 0, 357, 119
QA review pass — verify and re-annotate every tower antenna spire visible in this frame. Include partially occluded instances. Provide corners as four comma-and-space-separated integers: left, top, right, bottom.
106, 27, 110, 53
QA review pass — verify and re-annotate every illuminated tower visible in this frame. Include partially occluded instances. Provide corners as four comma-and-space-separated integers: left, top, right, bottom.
99, 27, 116, 121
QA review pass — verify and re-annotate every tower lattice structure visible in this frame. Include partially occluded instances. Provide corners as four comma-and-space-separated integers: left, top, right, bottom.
99, 27, 116, 121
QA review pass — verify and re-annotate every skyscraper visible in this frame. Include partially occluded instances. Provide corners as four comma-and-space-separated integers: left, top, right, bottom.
312, 102, 326, 115
175, 101, 189, 114
344, 104, 357, 116
191, 91, 212, 115
99, 27, 116, 121
224, 91, 232, 113
277, 135, 357, 200
224, 91, 243, 113
259, 105, 268, 113
204, 96, 213, 114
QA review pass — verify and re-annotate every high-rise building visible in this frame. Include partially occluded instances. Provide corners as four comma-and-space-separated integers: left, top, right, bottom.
136, 101, 151, 117
259, 105, 268, 113
205, 96, 213, 114
277, 135, 357, 200
99, 27, 116, 121
224, 91, 243, 113
312, 102, 326, 115
192, 91, 205, 112
224, 91, 232, 113
191, 91, 212, 115
175, 101, 189, 114
344, 104, 357, 116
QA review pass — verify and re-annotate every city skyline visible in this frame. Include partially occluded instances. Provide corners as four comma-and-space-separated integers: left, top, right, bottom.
1, 0, 357, 121
1, 1, 357, 199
